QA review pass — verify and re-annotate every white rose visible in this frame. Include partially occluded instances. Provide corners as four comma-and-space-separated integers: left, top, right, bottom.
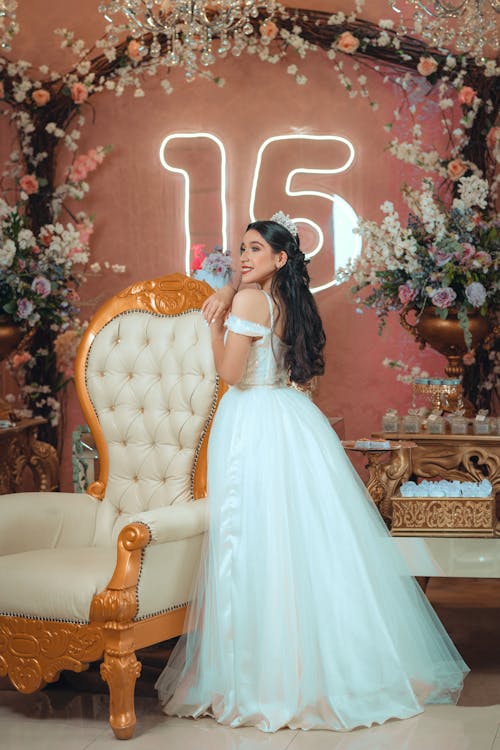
0, 239, 16, 268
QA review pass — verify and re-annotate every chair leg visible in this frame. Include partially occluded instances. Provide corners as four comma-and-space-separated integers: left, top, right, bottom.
100, 638, 141, 740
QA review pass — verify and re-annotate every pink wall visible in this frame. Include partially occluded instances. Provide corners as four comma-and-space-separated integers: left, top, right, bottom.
2, 1, 447, 488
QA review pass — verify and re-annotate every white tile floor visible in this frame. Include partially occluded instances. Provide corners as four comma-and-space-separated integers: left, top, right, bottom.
1, 689, 500, 750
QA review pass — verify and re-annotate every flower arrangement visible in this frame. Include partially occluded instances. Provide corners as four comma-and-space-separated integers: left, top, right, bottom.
0, 1, 497, 443
191, 244, 233, 289
0, 143, 126, 434
345, 173, 499, 347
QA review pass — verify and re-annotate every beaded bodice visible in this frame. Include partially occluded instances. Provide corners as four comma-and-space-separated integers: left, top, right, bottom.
224, 293, 288, 389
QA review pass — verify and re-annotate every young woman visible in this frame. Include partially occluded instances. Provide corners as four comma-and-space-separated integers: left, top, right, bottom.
156, 213, 468, 732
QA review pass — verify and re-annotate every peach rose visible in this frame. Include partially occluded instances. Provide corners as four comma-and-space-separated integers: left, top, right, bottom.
127, 40, 142, 62
70, 82, 88, 104
457, 86, 476, 106
19, 174, 39, 195
32, 88, 51, 107
447, 158, 467, 181
11, 351, 32, 369
260, 20, 278, 41
0, 81, 4, 99
336, 31, 360, 54
417, 56, 438, 76
40, 229, 53, 246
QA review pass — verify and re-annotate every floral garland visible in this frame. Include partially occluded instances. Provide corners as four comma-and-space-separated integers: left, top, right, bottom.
0, 4, 498, 448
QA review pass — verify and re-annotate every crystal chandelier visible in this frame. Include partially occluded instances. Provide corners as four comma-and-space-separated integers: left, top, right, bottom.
391, 0, 499, 57
99, 0, 279, 80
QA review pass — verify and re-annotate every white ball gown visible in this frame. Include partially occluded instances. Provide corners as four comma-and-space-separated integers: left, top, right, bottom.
156, 292, 469, 732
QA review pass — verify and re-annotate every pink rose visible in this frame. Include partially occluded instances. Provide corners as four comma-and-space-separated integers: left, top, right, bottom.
472, 251, 492, 268
431, 287, 457, 309
32, 88, 51, 107
417, 56, 438, 76
31, 275, 51, 297
260, 20, 278, 41
447, 158, 467, 181
457, 86, 476, 106
19, 174, 39, 195
434, 250, 454, 267
462, 351, 476, 366
398, 283, 416, 306
457, 242, 475, 264
336, 31, 360, 54
70, 82, 88, 104
17, 298, 34, 319
191, 244, 206, 272
127, 40, 143, 62
0, 81, 4, 99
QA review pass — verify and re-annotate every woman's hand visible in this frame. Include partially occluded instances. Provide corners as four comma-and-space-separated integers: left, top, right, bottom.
201, 284, 237, 325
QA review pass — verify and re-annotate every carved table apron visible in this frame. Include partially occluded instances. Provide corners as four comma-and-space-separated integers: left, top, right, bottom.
368, 432, 500, 524
0, 418, 59, 493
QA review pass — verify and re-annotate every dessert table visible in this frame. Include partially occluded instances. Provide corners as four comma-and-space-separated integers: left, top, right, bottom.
368, 430, 500, 524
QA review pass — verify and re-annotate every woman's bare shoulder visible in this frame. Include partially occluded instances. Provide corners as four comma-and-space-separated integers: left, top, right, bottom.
230, 288, 269, 323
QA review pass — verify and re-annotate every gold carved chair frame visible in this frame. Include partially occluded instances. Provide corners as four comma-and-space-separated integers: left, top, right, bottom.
0, 273, 225, 739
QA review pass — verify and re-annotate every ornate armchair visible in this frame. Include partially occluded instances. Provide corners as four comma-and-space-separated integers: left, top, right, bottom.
0, 274, 224, 739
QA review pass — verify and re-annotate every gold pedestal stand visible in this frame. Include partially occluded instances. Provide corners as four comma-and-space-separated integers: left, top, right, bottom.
412, 381, 464, 414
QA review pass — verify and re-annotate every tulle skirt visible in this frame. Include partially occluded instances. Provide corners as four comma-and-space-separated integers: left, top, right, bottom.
156, 385, 469, 732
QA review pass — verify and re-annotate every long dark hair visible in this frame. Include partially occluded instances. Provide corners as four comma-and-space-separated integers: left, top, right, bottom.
247, 220, 326, 385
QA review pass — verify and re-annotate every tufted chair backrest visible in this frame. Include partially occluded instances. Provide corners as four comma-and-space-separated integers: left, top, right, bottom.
75, 275, 221, 546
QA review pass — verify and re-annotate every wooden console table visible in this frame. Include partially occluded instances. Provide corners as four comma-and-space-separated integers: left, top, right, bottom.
0, 418, 59, 493
367, 431, 500, 523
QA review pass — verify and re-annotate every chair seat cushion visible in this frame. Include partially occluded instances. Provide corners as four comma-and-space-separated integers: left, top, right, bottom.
0, 492, 98, 555
0, 534, 206, 623
0, 547, 116, 623
136, 533, 205, 620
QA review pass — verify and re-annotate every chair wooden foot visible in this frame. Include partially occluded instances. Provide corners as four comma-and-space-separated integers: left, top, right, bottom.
101, 649, 141, 740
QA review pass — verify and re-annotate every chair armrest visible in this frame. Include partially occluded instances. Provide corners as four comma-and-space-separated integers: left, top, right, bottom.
126, 500, 209, 545
0, 492, 99, 555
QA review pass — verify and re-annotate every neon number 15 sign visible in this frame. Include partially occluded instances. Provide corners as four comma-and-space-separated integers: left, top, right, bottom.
159, 133, 361, 294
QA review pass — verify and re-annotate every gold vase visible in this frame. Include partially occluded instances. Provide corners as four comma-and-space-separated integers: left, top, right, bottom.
401, 307, 491, 377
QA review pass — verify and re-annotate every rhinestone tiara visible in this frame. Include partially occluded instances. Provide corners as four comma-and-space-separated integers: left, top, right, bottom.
270, 211, 298, 238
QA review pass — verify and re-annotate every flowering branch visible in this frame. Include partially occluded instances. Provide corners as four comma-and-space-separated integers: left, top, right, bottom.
0, 4, 497, 442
